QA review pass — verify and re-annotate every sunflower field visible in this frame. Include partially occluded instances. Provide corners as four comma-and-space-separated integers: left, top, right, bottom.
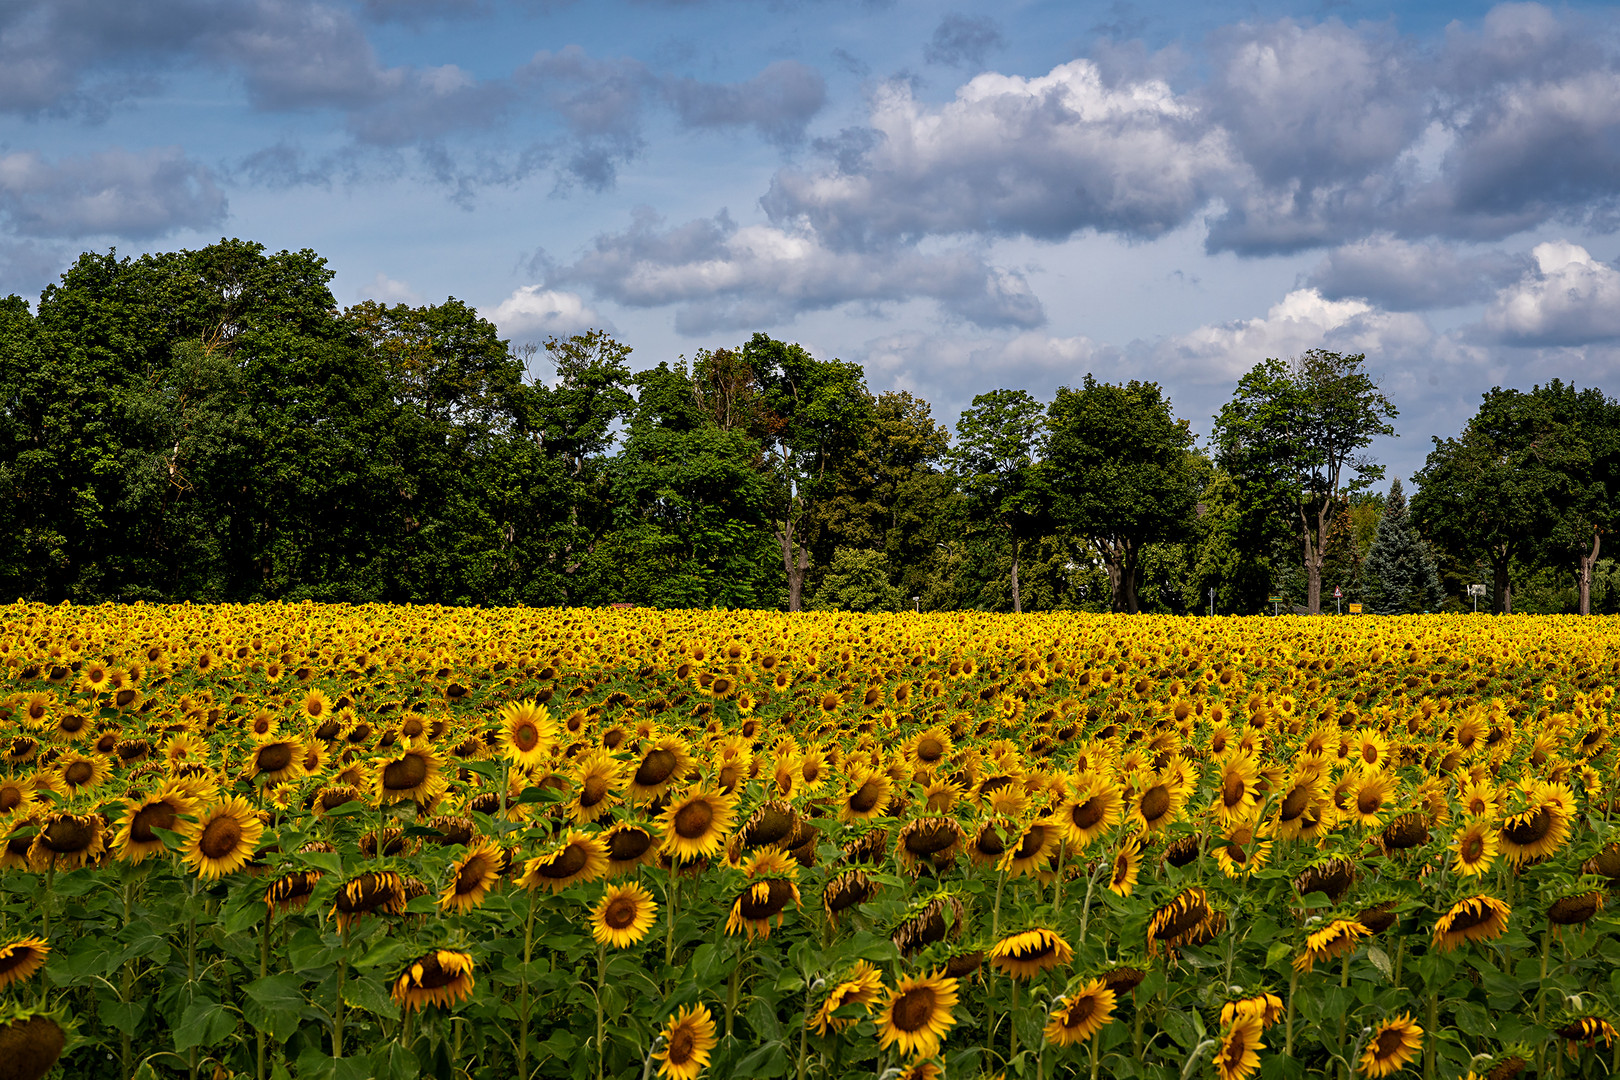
3, 603, 1620, 1080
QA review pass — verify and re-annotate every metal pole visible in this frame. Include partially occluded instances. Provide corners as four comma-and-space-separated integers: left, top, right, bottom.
1208, 587, 1215, 617
1335, 597, 1341, 616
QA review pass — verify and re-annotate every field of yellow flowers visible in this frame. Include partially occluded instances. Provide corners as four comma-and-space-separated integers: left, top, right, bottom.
2, 602, 1619, 1080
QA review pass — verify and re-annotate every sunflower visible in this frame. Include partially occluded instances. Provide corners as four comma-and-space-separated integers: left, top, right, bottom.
1497, 785, 1573, 865
1213, 821, 1272, 878
1215, 1014, 1265, 1080
1056, 770, 1124, 849
989, 927, 1073, 980
1347, 769, 1399, 828
112, 785, 197, 863
519, 830, 608, 893
0, 937, 49, 991
839, 768, 893, 824
498, 700, 556, 770
1107, 834, 1143, 897
246, 738, 304, 785
1043, 979, 1115, 1046
1433, 894, 1511, 952
725, 850, 801, 940
1002, 820, 1059, 878
391, 950, 476, 1013
909, 727, 953, 772
1212, 754, 1261, 823
659, 785, 738, 862
809, 960, 884, 1035
1555, 1016, 1618, 1049
0, 777, 36, 818
896, 816, 964, 873
1221, 992, 1284, 1030
1129, 774, 1187, 833
1360, 1014, 1423, 1077
439, 839, 504, 913
876, 970, 959, 1060
28, 811, 106, 871
628, 735, 693, 802
603, 823, 660, 877
372, 741, 445, 804
824, 869, 878, 922
590, 882, 658, 948
1147, 888, 1211, 954
56, 752, 111, 794
298, 689, 334, 724
1293, 919, 1370, 973
1547, 890, 1604, 927
568, 750, 623, 824
264, 869, 322, 913
179, 796, 264, 879
653, 1003, 717, 1080
1451, 817, 1498, 877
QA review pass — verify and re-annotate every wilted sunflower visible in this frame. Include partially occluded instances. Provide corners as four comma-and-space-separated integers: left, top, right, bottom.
264, 868, 322, 914
1433, 894, 1511, 952
1497, 785, 1573, 865
896, 816, 965, 873
179, 796, 264, 879
390, 950, 475, 1013
568, 750, 623, 824
372, 741, 445, 804
1360, 1014, 1423, 1077
332, 871, 407, 930
653, 1003, 717, 1080
725, 850, 801, 940
659, 785, 738, 862
823, 869, 878, 922
28, 811, 106, 871
498, 700, 555, 770
1547, 890, 1604, 927
1057, 770, 1124, 849
1555, 1016, 1618, 1049
1451, 817, 1498, 876
875, 970, 959, 1060
590, 882, 658, 948
1147, 887, 1211, 954
809, 959, 884, 1035
519, 830, 608, 893
1043, 979, 1115, 1046
439, 839, 504, 913
1215, 1014, 1265, 1080
112, 785, 197, 863
1293, 919, 1370, 973
0, 1003, 68, 1080
989, 927, 1073, 979
0, 937, 49, 991
602, 823, 660, 877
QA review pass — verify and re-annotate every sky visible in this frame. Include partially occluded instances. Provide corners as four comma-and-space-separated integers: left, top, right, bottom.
3, 0, 1620, 479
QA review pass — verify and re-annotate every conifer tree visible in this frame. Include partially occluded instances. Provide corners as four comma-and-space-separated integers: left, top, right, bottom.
1364, 478, 1445, 613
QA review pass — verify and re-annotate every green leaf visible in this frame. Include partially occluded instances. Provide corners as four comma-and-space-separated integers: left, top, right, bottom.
1366, 945, 1392, 981
343, 974, 400, 1020
245, 972, 306, 1012
173, 1000, 234, 1053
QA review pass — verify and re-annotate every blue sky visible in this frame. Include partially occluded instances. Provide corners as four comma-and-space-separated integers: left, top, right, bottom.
4, 0, 1620, 478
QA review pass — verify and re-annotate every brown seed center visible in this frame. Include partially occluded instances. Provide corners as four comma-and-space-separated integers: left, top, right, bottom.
635, 749, 677, 786
1221, 772, 1246, 808
667, 1024, 696, 1065
538, 843, 588, 878
916, 737, 944, 763
255, 743, 294, 774
513, 723, 538, 751
382, 754, 429, 790
1139, 784, 1171, 821
891, 986, 937, 1032
63, 761, 94, 787
1503, 807, 1551, 844
199, 815, 244, 860
849, 778, 883, 813
132, 801, 178, 843
1071, 795, 1106, 830
608, 829, 653, 861
604, 895, 638, 930
674, 801, 715, 839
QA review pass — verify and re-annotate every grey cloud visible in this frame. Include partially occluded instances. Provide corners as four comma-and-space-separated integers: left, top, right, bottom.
1482, 241, 1620, 346
0, 146, 227, 239
357, 0, 490, 23
923, 15, 1005, 69
346, 66, 517, 145
553, 207, 1044, 334
664, 60, 826, 146
232, 142, 335, 188
1306, 235, 1527, 311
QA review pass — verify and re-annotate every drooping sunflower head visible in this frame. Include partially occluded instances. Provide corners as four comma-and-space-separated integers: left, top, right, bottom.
1221, 991, 1285, 1030
1433, 894, 1511, 952
896, 815, 964, 873
0, 937, 50, 991
1292, 919, 1370, 973
372, 741, 445, 805
1214, 1013, 1265, 1080
332, 870, 407, 930
390, 950, 476, 1013
28, 811, 107, 871
988, 927, 1074, 980
890, 891, 966, 957
810, 959, 885, 1036
725, 858, 801, 940
1147, 887, 1211, 954
0, 1003, 70, 1080
438, 839, 504, 913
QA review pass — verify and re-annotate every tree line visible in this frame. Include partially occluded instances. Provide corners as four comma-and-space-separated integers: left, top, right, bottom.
2, 240, 1615, 615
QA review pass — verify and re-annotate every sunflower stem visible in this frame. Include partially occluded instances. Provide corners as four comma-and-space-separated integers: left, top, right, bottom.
334, 923, 349, 1060
1422, 990, 1437, 1080
1284, 965, 1299, 1057
595, 943, 607, 1080
257, 907, 273, 1080
1537, 927, 1552, 1023
1338, 950, 1352, 1080
1088, 1027, 1100, 1080
1010, 979, 1020, 1065
726, 944, 745, 1040
1078, 861, 1100, 946
518, 890, 536, 1079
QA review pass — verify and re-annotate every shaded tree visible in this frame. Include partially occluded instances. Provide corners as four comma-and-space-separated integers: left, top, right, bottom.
949, 389, 1049, 613
1363, 478, 1444, 614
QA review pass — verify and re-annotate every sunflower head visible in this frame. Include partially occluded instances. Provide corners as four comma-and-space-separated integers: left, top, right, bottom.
1043, 978, 1116, 1046
591, 882, 659, 949
1359, 1014, 1423, 1078
391, 950, 475, 1013
988, 927, 1073, 980
876, 970, 960, 1060
653, 1003, 718, 1080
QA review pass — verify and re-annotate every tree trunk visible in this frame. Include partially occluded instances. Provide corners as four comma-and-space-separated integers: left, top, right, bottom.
1302, 513, 1323, 615
1121, 544, 1140, 614
1095, 537, 1139, 614
1492, 548, 1511, 614
1579, 529, 1602, 616
1010, 539, 1021, 614
776, 521, 808, 612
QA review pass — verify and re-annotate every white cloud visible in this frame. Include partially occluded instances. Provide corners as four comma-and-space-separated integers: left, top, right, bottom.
1483, 241, 1620, 345
0, 146, 226, 239
488, 285, 606, 339
356, 272, 423, 305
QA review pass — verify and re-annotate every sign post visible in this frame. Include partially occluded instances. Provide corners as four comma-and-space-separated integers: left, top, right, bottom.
1467, 584, 1485, 613
1208, 586, 1215, 617
1268, 595, 1283, 616
1348, 603, 1362, 614
1333, 585, 1342, 616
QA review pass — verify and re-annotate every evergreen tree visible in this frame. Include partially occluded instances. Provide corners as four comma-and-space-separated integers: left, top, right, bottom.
1364, 478, 1444, 613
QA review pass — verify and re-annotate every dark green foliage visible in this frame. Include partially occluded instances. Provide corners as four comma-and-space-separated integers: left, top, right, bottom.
1363, 479, 1444, 614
